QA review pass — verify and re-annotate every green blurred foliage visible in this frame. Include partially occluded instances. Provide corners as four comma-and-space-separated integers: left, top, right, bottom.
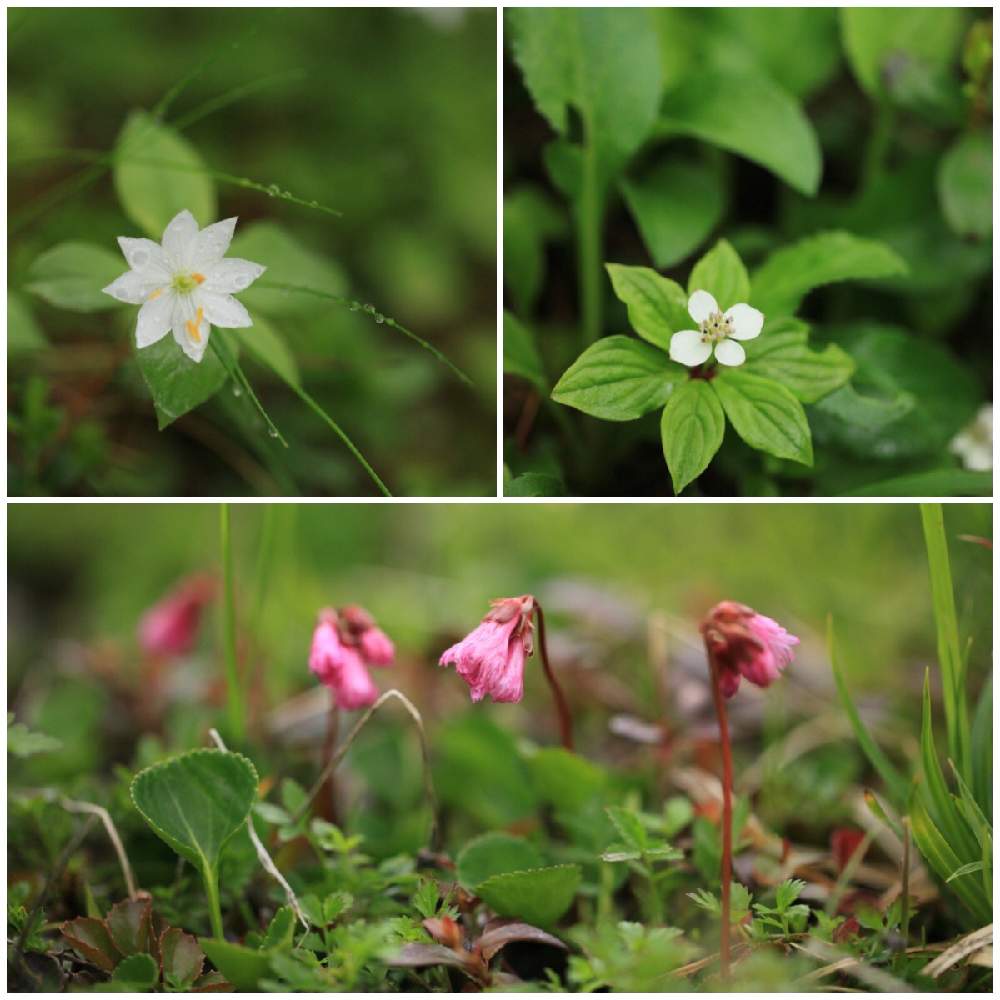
8, 8, 496, 496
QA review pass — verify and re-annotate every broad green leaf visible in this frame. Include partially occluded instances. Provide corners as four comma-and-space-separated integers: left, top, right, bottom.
659, 69, 821, 196
750, 232, 907, 317
503, 472, 565, 498
228, 221, 346, 318
159, 927, 204, 987
476, 865, 581, 927
840, 8, 966, 99
130, 749, 258, 874
114, 110, 216, 238
504, 187, 566, 314
456, 833, 544, 891
660, 378, 725, 494
240, 313, 300, 388
812, 324, 979, 460
529, 748, 607, 813
605, 264, 690, 351
8, 291, 47, 353
135, 333, 230, 430
742, 319, 855, 403
112, 952, 159, 989
938, 132, 991, 239
620, 158, 725, 269
198, 938, 271, 992
25, 242, 124, 312
507, 8, 662, 185
711, 369, 813, 465
551, 335, 682, 421
503, 311, 547, 391
688, 239, 750, 311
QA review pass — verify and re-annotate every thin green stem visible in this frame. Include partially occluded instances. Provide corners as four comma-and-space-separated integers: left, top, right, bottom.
202, 863, 224, 939
219, 504, 245, 745
210, 336, 288, 448
578, 135, 603, 346
284, 381, 392, 497
257, 281, 473, 388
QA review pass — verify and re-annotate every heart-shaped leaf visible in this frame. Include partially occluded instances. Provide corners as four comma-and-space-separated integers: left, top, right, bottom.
456, 833, 545, 891
130, 749, 258, 875
476, 865, 581, 927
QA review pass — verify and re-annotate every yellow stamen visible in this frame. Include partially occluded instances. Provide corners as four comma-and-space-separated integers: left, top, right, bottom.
192, 273, 205, 284
148, 288, 162, 300
185, 306, 205, 343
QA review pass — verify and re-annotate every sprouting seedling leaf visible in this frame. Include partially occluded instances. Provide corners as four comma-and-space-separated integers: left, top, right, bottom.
130, 749, 258, 938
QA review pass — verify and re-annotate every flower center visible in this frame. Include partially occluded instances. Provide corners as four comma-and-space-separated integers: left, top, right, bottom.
171, 272, 205, 294
699, 310, 733, 344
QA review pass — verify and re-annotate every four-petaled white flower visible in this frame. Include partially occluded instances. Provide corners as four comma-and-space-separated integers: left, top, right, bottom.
103, 209, 265, 364
668, 290, 764, 369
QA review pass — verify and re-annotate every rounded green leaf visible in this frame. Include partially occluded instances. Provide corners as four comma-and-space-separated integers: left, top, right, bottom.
476, 865, 581, 928
938, 132, 991, 239
25, 242, 124, 312
688, 239, 750, 311
659, 69, 821, 196
661, 378, 726, 494
112, 952, 159, 989
159, 927, 204, 987
114, 110, 216, 238
711, 369, 813, 465
198, 938, 271, 992
551, 335, 682, 421
605, 264, 691, 350
135, 334, 230, 429
456, 832, 545, 891
130, 749, 258, 873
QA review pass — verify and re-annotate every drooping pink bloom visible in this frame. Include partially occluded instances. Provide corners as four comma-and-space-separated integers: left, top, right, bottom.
138, 574, 214, 658
439, 596, 535, 703
308, 605, 394, 710
700, 600, 798, 698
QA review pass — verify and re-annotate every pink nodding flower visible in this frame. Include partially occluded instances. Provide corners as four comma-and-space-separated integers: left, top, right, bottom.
138, 574, 214, 658
309, 605, 394, 710
701, 601, 798, 698
439, 595, 535, 704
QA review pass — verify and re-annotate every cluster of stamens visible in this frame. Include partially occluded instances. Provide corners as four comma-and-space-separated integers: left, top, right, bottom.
699, 310, 733, 344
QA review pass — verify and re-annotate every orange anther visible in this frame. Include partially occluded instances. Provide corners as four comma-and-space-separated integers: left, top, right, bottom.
192, 273, 205, 284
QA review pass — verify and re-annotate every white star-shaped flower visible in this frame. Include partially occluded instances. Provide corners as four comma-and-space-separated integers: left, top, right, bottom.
668, 290, 764, 368
103, 209, 265, 363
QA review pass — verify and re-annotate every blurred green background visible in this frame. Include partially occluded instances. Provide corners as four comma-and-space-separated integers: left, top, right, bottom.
8, 8, 496, 496
9, 501, 991, 731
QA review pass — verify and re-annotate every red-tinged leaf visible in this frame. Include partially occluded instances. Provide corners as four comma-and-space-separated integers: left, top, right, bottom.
61, 917, 121, 972
387, 942, 472, 970
477, 919, 567, 962
422, 916, 464, 951
830, 827, 867, 873
106, 896, 152, 955
160, 926, 205, 986
190, 970, 234, 992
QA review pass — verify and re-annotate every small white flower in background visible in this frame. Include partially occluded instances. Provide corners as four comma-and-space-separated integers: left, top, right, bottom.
668, 290, 764, 368
949, 404, 992, 471
103, 209, 265, 364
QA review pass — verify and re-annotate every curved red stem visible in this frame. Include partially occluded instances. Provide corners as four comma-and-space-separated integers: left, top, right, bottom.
534, 604, 574, 752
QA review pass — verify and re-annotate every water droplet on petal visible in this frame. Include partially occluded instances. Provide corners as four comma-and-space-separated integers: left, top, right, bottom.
130, 250, 148, 268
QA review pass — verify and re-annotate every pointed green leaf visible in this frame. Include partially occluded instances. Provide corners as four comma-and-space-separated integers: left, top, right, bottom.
135, 334, 230, 429
688, 239, 750, 310
605, 264, 690, 350
711, 369, 813, 464
114, 110, 216, 238
551, 335, 682, 421
660, 378, 725, 494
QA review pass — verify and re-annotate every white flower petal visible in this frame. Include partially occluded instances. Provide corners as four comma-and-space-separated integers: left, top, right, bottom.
117, 237, 169, 279
171, 295, 209, 363
135, 289, 175, 348
714, 338, 746, 367
161, 210, 199, 267
187, 217, 238, 271
103, 269, 159, 305
725, 303, 764, 340
198, 290, 252, 329
687, 289, 719, 324
202, 258, 266, 295
669, 329, 713, 367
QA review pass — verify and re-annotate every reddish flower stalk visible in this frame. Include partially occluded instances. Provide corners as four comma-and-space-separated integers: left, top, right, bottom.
440, 595, 574, 751
700, 601, 798, 981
